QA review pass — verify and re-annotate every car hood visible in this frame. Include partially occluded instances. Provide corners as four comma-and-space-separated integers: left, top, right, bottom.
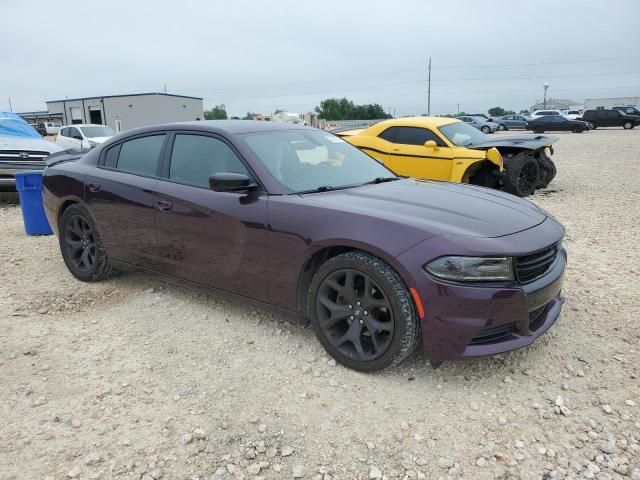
301, 179, 547, 239
0, 135, 63, 153
86, 136, 111, 143
468, 134, 558, 150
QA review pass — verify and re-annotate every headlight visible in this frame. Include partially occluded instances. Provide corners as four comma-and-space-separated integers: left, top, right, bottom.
424, 256, 514, 282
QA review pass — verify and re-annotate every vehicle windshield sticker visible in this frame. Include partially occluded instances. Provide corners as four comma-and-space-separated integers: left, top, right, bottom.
326, 136, 345, 143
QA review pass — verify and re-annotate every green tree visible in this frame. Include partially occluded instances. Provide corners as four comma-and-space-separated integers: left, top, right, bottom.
242, 112, 256, 120
519, 109, 530, 115
314, 97, 391, 121
488, 107, 507, 117
204, 104, 228, 120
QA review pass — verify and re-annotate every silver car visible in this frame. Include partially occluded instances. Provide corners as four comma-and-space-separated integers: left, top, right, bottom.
457, 116, 500, 134
494, 115, 529, 130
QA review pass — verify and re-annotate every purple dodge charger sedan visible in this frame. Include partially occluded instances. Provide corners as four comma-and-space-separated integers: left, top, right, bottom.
43, 121, 566, 371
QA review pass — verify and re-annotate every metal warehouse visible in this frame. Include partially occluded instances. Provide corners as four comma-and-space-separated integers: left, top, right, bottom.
45, 92, 204, 132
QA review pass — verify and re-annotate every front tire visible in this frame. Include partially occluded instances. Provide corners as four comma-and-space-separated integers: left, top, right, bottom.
503, 154, 540, 197
308, 251, 420, 371
481, 126, 490, 134
623, 121, 633, 130
59, 204, 115, 282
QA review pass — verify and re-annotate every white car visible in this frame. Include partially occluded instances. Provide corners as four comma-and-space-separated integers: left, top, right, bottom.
563, 110, 583, 120
529, 110, 563, 120
56, 124, 116, 150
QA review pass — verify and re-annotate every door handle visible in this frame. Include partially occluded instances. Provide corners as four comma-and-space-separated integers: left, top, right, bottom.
157, 200, 173, 212
88, 182, 101, 193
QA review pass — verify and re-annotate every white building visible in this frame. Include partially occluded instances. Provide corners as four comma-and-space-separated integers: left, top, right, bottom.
584, 97, 640, 109
46, 92, 204, 132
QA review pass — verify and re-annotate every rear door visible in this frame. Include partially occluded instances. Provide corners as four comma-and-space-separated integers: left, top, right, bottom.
85, 133, 167, 266
378, 126, 454, 180
153, 132, 269, 302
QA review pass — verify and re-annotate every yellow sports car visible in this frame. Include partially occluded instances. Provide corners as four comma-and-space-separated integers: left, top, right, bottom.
333, 117, 557, 197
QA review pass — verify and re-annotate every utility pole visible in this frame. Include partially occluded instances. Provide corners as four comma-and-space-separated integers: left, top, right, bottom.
457, 103, 460, 116
427, 57, 432, 116
163, 83, 167, 94
543, 82, 549, 109
8, 97, 13, 112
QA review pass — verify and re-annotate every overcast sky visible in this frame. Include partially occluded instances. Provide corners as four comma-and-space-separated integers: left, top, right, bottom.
2, 0, 639, 116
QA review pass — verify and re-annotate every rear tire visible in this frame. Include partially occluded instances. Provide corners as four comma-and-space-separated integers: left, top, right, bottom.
59, 204, 115, 282
533, 128, 545, 134
503, 154, 540, 197
308, 251, 420, 371
498, 124, 506, 131
590, 122, 597, 129
572, 126, 583, 133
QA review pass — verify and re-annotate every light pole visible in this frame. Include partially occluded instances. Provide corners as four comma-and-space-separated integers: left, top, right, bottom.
543, 82, 549, 109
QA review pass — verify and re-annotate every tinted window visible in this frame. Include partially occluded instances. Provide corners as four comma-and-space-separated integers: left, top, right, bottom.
60, 128, 68, 137
103, 144, 120, 168
379, 126, 445, 146
169, 134, 249, 188
116, 135, 165, 176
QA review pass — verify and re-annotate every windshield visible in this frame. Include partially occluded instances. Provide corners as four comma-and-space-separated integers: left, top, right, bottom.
237, 130, 396, 193
438, 122, 489, 147
80, 126, 115, 138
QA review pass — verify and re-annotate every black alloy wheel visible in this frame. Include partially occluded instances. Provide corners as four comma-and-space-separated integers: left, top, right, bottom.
503, 154, 540, 197
59, 203, 115, 281
316, 268, 394, 362
64, 215, 96, 272
309, 251, 420, 371
572, 126, 583, 133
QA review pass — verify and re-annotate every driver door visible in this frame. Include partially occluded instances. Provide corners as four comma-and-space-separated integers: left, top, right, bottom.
377, 126, 454, 180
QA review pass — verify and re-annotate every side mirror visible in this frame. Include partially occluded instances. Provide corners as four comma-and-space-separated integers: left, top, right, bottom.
424, 140, 438, 150
209, 173, 257, 192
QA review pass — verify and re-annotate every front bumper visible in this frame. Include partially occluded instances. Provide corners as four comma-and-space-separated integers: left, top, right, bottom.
0, 162, 46, 191
396, 221, 566, 361
420, 249, 565, 360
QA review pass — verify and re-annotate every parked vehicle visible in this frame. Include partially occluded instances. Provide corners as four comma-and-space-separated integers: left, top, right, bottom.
335, 117, 558, 197
494, 115, 528, 130
56, 124, 116, 149
529, 110, 563, 120
42, 120, 567, 371
580, 109, 639, 130
526, 116, 590, 133
467, 113, 494, 121
563, 110, 583, 120
41, 122, 62, 135
612, 106, 640, 118
458, 116, 499, 134
0, 112, 62, 191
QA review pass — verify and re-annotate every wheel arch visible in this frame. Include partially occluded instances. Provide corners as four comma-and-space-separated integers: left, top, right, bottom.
296, 241, 414, 322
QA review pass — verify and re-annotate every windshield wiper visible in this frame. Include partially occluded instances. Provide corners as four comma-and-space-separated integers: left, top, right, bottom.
362, 177, 400, 185
295, 185, 335, 194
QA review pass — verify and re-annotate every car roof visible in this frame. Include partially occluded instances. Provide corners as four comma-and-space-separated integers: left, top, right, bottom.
119, 120, 312, 137
369, 116, 461, 128
60, 124, 109, 128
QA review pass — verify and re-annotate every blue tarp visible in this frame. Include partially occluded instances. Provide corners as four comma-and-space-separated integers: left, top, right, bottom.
0, 111, 41, 139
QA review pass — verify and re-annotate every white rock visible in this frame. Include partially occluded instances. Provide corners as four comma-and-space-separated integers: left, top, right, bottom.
415, 456, 428, 466
625, 400, 636, 407
437, 458, 454, 469
475, 457, 487, 467
182, 433, 193, 445
246, 463, 261, 475
281, 445, 295, 457
599, 437, 617, 454
601, 404, 613, 414
368, 465, 382, 479
266, 447, 277, 458
68, 466, 81, 478
328, 376, 340, 387
327, 359, 336, 367
366, 441, 376, 450
147, 468, 163, 479
629, 467, 640, 480
555, 396, 564, 407
193, 428, 206, 439
292, 464, 305, 478
257, 424, 267, 433
84, 452, 102, 465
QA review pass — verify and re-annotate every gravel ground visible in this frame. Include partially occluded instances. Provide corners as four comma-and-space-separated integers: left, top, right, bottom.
1, 129, 638, 480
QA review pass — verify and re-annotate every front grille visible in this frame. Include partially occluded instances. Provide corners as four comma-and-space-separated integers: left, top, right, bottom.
516, 244, 558, 283
0, 150, 51, 163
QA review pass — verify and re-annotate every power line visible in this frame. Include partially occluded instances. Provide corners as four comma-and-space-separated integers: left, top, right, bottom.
172, 56, 640, 94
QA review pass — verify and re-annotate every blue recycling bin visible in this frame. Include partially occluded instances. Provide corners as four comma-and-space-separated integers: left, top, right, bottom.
14, 171, 53, 235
